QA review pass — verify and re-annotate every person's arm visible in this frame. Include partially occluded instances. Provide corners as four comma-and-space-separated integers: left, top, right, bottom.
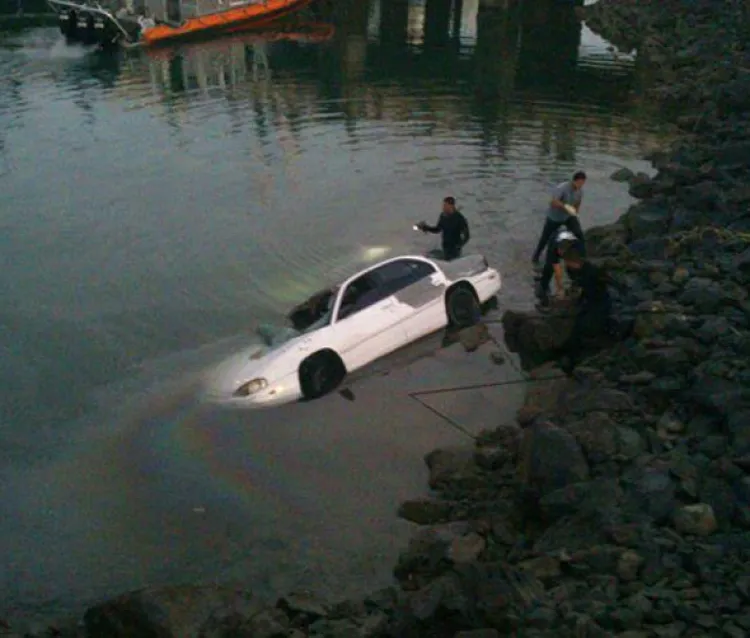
421, 216, 443, 233
460, 215, 470, 245
549, 184, 569, 212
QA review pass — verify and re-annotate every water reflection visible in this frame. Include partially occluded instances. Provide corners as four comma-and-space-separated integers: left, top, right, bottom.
100, 0, 648, 140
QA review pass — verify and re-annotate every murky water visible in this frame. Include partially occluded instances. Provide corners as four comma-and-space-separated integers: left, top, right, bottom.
0, 0, 667, 625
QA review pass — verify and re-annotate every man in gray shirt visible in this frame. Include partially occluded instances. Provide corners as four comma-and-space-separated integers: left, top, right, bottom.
531, 170, 587, 265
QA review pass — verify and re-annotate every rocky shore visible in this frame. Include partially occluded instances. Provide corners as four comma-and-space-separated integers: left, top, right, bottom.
4, 1, 750, 636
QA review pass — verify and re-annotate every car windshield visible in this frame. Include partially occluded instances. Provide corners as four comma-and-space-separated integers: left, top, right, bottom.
257, 290, 337, 349
256, 323, 301, 348
286, 287, 337, 332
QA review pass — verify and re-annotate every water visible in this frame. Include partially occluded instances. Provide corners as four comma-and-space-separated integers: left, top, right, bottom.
0, 0, 668, 625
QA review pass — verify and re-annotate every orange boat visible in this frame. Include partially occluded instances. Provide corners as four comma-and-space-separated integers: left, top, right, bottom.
146, 20, 334, 60
47, 0, 315, 48
140, 0, 313, 46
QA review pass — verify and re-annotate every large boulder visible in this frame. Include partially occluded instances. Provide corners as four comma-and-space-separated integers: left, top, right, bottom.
517, 421, 590, 500
82, 586, 267, 638
622, 201, 672, 239
501, 309, 574, 371
424, 447, 483, 490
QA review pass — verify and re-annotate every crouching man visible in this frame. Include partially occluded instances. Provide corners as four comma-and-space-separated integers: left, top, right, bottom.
554, 244, 616, 375
535, 228, 580, 309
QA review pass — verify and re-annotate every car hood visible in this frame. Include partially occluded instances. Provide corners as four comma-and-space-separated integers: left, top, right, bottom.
439, 254, 488, 279
204, 328, 304, 395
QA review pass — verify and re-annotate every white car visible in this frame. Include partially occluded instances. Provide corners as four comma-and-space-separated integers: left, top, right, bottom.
203, 253, 502, 407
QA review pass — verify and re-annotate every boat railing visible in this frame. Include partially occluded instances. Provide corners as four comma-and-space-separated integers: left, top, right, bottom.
47, 0, 135, 41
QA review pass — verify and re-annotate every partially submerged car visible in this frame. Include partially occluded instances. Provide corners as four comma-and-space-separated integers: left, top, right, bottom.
203, 253, 501, 407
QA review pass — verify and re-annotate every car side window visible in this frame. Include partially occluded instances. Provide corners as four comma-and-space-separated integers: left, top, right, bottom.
336, 274, 386, 321
372, 259, 436, 295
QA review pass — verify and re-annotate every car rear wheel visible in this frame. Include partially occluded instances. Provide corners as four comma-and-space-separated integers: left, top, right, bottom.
446, 285, 480, 328
299, 351, 346, 400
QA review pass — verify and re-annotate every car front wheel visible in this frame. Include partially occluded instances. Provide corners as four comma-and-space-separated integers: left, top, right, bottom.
446, 285, 480, 328
299, 351, 345, 400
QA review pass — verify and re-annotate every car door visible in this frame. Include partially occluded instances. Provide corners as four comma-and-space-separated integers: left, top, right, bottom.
328, 270, 409, 371
375, 258, 448, 341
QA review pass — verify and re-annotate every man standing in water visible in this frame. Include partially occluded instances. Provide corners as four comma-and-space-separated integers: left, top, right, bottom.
531, 171, 587, 266
416, 196, 470, 261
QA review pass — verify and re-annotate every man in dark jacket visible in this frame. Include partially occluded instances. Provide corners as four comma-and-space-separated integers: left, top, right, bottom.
417, 196, 470, 261
555, 244, 614, 375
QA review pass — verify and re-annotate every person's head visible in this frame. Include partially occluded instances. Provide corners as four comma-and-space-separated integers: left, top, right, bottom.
442, 196, 456, 214
572, 171, 586, 190
562, 243, 585, 269
555, 230, 577, 256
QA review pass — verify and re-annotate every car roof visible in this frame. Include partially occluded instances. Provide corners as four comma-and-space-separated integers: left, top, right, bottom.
340, 254, 440, 286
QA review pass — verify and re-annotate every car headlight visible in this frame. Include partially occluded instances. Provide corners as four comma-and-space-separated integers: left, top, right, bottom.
233, 378, 268, 397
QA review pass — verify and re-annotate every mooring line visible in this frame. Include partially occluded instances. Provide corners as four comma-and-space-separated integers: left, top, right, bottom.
408, 393, 479, 440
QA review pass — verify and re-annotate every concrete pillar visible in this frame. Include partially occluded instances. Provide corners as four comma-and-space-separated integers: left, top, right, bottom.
424, 0, 452, 47
516, 0, 581, 86
339, 0, 370, 82
452, 0, 463, 39
379, 0, 409, 46
474, 0, 522, 98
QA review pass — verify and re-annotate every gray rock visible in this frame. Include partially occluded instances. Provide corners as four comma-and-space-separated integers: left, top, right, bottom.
632, 346, 691, 376
223, 609, 287, 638
458, 323, 490, 352
397, 498, 452, 525
501, 309, 576, 370
558, 385, 636, 419
714, 140, 750, 168
624, 201, 671, 238
453, 630, 500, 638
82, 586, 265, 638
611, 167, 636, 182
619, 371, 656, 385
447, 532, 486, 565
727, 408, 750, 453
517, 556, 562, 584
628, 173, 657, 199
621, 466, 676, 523
539, 479, 622, 523
696, 435, 727, 459
617, 551, 644, 582
678, 277, 724, 313
616, 427, 645, 459
673, 503, 717, 536
696, 316, 734, 344
407, 572, 469, 622
278, 591, 329, 619
469, 562, 545, 628
648, 621, 687, 637
517, 421, 590, 499
523, 606, 558, 629
474, 445, 512, 471
689, 375, 747, 416
424, 447, 482, 489
698, 478, 735, 529
307, 618, 361, 638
